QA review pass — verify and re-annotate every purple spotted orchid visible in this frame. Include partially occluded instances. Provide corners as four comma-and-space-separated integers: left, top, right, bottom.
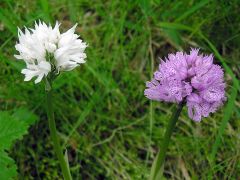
144, 48, 226, 121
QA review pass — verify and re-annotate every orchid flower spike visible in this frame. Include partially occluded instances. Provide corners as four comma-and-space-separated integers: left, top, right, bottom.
15, 20, 87, 83
144, 48, 226, 121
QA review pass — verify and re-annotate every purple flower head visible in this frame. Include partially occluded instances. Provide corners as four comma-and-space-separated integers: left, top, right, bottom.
144, 48, 226, 121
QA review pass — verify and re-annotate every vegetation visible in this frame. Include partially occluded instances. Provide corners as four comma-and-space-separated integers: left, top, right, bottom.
0, 0, 239, 179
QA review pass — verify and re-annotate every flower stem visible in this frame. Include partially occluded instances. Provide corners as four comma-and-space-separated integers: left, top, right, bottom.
150, 101, 184, 180
46, 79, 72, 180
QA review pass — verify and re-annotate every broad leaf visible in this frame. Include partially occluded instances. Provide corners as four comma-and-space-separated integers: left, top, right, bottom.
0, 151, 17, 180
0, 109, 38, 179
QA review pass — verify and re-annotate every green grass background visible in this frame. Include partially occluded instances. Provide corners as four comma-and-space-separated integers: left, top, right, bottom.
0, 0, 240, 179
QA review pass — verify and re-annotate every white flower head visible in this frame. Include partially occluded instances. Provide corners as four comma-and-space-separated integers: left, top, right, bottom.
15, 20, 87, 83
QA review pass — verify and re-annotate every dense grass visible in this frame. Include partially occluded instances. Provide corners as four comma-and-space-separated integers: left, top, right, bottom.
0, 0, 240, 179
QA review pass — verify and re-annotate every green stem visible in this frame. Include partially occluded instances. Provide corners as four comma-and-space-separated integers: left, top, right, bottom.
150, 101, 184, 180
46, 79, 72, 180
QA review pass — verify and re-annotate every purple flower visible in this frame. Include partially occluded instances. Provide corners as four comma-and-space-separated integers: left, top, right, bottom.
144, 48, 226, 121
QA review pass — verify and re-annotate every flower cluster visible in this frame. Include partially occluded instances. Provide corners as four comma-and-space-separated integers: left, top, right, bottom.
144, 49, 226, 121
15, 21, 87, 83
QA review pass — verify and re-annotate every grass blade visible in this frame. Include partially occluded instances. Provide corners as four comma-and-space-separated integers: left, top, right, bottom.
0, 10, 17, 35
39, 0, 52, 22
175, 0, 210, 22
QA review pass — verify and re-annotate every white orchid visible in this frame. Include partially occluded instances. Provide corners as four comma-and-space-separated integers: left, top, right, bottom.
15, 20, 87, 83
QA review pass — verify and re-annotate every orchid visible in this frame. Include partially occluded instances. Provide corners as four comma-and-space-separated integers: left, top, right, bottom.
15, 21, 87, 83
13, 20, 88, 180
145, 48, 226, 121
145, 49, 226, 180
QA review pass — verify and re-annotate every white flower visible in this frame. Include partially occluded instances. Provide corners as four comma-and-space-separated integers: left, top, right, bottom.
15, 28, 46, 63
15, 20, 87, 83
55, 24, 87, 71
21, 61, 51, 84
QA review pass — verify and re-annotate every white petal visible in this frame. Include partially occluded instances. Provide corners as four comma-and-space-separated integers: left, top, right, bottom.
38, 61, 51, 72
34, 73, 44, 84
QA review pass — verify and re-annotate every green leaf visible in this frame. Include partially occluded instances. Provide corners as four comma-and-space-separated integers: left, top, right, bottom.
39, 0, 52, 22
68, 0, 78, 22
13, 108, 39, 125
0, 151, 17, 180
162, 28, 182, 50
64, 149, 71, 176
0, 9, 17, 35
0, 112, 28, 150
0, 110, 38, 179
175, 0, 210, 22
